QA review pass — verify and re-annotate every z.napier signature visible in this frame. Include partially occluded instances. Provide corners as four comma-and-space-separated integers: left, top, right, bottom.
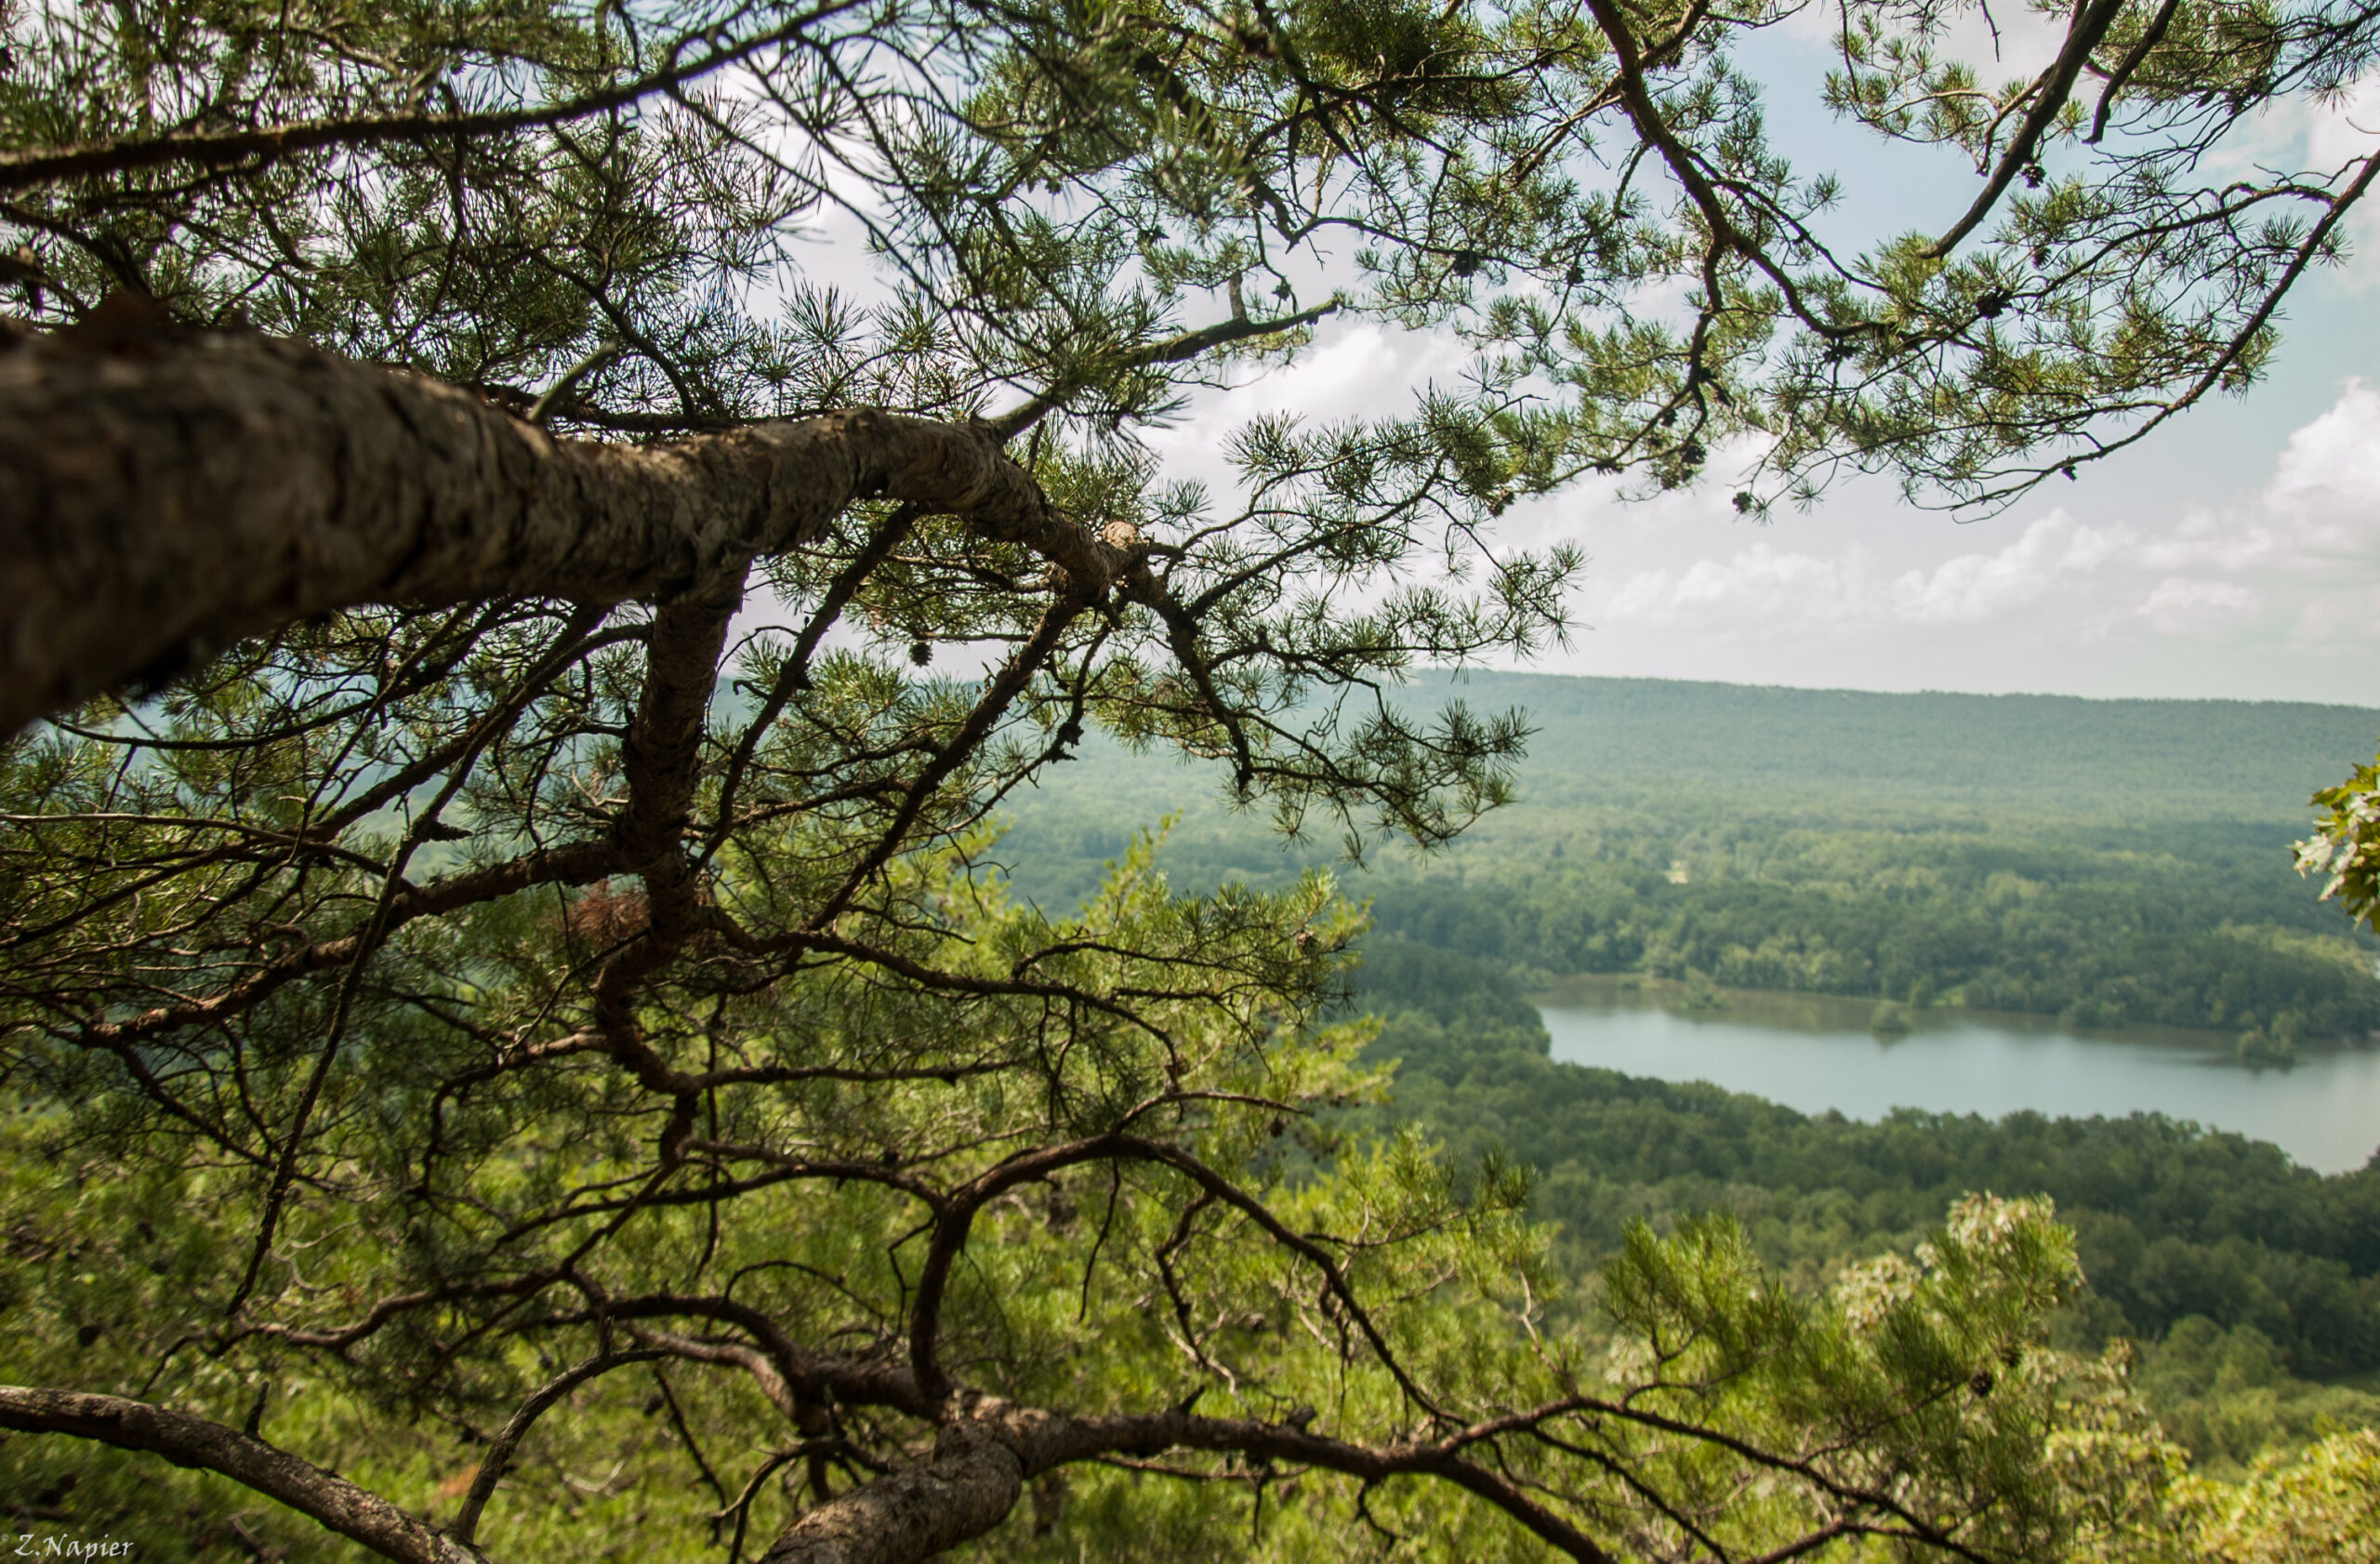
12, 1540, 131, 1558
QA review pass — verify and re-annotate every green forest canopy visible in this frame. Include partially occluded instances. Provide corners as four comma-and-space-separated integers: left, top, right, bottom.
1347, 939, 2380, 1476
1004, 671, 2380, 884
9, 0, 2380, 1557
1002, 673, 2380, 1038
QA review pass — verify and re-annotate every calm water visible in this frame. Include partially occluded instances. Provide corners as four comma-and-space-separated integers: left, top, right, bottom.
1536, 982, 2380, 1173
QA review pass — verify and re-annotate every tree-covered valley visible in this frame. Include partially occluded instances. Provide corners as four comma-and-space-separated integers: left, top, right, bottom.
13, 0, 2380, 1552
1005, 673, 2380, 1043
1355, 938, 2380, 1476
1000, 672, 2380, 1477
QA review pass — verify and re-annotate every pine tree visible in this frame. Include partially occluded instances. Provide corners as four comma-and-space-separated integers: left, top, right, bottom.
2, 1, 2373, 1558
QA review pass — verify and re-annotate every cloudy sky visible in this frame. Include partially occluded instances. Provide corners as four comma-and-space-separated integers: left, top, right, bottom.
773, 16, 2380, 708
1134, 27, 2380, 710
1148, 310, 2380, 709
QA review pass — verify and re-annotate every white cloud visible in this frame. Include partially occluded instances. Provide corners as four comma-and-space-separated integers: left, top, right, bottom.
2137, 576, 2263, 631
2133, 511, 2279, 574
1575, 379, 2380, 682
1597, 510, 2137, 630
1605, 544, 1858, 628
2292, 581, 2380, 644
2272, 377, 2380, 498
1884, 511, 2128, 622
2307, 75, 2380, 178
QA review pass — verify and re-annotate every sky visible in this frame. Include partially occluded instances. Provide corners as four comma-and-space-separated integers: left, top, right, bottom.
1144, 307, 2380, 708
1130, 27, 2380, 710
758, 13, 2380, 709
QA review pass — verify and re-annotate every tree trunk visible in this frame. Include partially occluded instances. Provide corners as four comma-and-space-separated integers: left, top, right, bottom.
0, 325, 1115, 736
759, 1423, 1025, 1564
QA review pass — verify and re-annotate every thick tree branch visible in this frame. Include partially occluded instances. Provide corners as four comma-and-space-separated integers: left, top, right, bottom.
0, 329, 1129, 735
616, 578, 744, 874
0, 1385, 475, 1564
759, 1422, 1024, 1564
756, 1396, 1622, 1564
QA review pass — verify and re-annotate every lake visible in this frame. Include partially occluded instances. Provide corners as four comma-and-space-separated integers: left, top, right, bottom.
1535, 980, 2380, 1174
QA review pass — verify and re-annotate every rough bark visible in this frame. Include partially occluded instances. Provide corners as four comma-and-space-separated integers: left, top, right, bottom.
749, 1398, 1620, 1564
0, 326, 1132, 735
758, 1422, 1025, 1564
0, 1385, 477, 1564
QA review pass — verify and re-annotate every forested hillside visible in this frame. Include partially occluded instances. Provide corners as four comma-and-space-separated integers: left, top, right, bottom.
1368, 819, 2380, 1036
1347, 941, 2380, 1474
1001, 673, 2380, 1037
1005, 673, 2380, 1475
1400, 672, 2380, 817
1006, 670, 2380, 861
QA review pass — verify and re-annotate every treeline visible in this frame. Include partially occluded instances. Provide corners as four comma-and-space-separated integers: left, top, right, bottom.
1365, 817, 2380, 1038
999, 674, 2380, 1039
1395, 671, 2380, 823
1349, 940, 2380, 1385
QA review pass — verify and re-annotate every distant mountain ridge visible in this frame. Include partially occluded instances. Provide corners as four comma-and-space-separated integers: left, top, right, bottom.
1385, 669, 2380, 822
987, 669, 2380, 914
992, 671, 2380, 1038
1004, 669, 2380, 841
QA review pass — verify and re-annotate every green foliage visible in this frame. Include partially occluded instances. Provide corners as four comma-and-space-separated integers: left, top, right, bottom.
7, 0, 2380, 1554
1003, 673, 2380, 1040
1351, 939, 2380, 1386
2132, 1318, 2380, 1478
2158, 1428, 2380, 1562
2299, 753, 2380, 937
1369, 820, 2380, 1037
0, 789, 2181, 1563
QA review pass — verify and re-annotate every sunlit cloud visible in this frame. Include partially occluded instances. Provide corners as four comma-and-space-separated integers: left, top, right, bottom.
2136, 576, 2263, 631
1593, 510, 2139, 631
1541, 376, 2380, 696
